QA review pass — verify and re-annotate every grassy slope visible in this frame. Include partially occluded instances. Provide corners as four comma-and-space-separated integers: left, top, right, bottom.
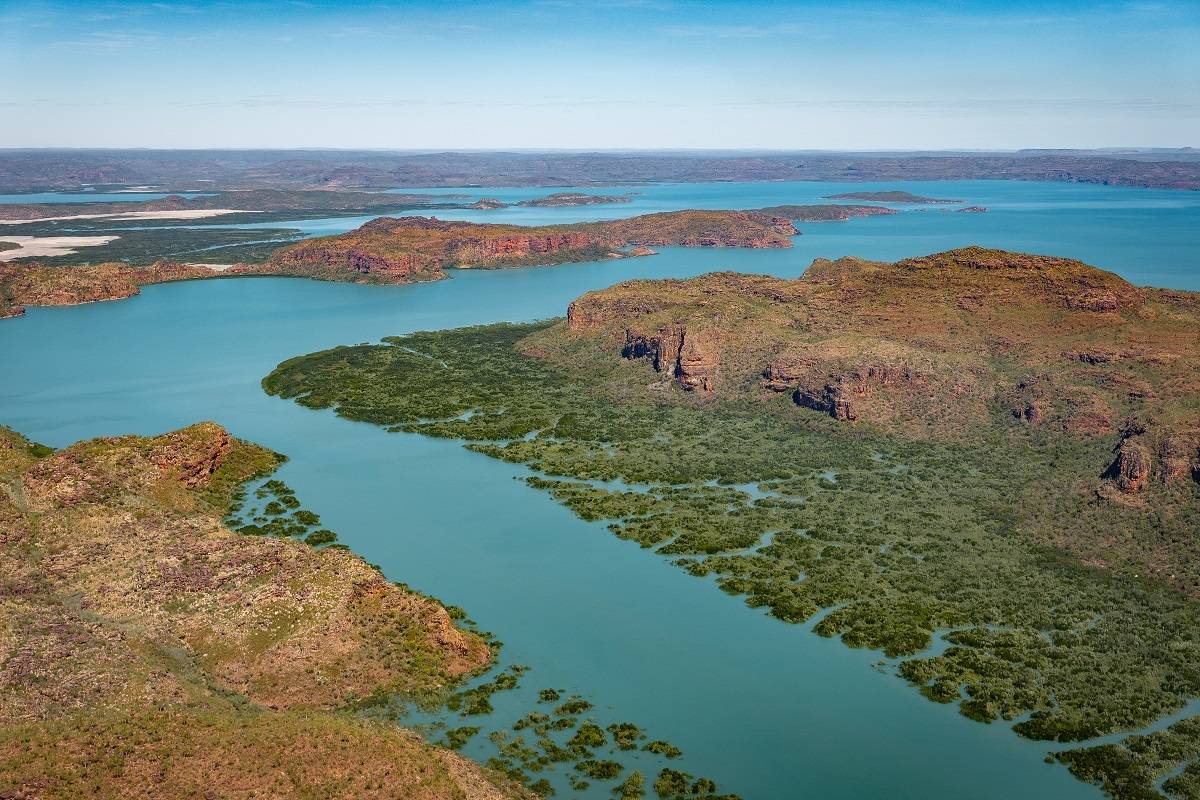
0, 424, 524, 800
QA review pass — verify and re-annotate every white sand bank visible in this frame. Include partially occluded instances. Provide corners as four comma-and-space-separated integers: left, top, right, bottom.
0, 235, 120, 261
0, 209, 260, 225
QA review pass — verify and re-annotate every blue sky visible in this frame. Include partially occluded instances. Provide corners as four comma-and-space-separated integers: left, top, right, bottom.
2, 0, 1197, 148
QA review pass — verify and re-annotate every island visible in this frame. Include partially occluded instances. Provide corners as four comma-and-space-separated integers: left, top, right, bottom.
262, 247, 1200, 800
516, 192, 635, 207
825, 191, 961, 203
752, 204, 898, 221
0, 422, 527, 798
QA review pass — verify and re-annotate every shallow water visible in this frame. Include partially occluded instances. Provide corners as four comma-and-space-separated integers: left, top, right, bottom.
3, 179, 1199, 798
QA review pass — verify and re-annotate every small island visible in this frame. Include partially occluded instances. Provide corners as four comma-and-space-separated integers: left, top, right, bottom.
753, 204, 898, 221
516, 192, 635, 207
826, 191, 961, 203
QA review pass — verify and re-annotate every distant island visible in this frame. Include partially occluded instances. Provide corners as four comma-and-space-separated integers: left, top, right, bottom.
753, 204, 898, 221
826, 191, 961, 203
517, 192, 635, 207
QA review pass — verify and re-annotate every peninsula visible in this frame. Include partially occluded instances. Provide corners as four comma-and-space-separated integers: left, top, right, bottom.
263, 247, 1200, 800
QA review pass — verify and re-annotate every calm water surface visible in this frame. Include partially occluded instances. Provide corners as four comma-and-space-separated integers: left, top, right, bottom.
212, 180, 1200, 289
3, 180, 1198, 799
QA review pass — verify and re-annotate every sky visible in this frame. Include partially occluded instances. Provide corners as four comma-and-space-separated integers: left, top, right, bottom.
1, 0, 1198, 149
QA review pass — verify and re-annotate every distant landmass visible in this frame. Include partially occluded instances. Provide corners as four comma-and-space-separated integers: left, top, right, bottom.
2, 149, 1198, 192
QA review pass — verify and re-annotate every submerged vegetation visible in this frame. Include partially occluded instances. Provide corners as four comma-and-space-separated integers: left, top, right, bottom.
263, 251, 1200, 800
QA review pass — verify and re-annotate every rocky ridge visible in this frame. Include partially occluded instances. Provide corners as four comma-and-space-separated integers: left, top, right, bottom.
257, 211, 797, 284
562, 247, 1200, 502
0, 260, 220, 317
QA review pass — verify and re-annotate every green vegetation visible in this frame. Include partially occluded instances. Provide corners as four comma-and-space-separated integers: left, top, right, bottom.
228, 478, 338, 547
263, 318, 1200, 799
444, 726, 482, 750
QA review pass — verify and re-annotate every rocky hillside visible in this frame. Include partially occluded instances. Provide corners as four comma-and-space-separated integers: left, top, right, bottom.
561, 246, 1199, 506
0, 261, 220, 318
0, 423, 524, 799
257, 211, 797, 283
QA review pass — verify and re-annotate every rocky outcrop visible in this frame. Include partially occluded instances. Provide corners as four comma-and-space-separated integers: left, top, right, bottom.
623, 325, 719, 392
1106, 437, 1153, 494
1007, 375, 1115, 437
790, 365, 916, 422
1159, 433, 1200, 484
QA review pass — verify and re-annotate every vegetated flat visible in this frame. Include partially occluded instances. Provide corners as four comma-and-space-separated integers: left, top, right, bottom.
263, 248, 1200, 800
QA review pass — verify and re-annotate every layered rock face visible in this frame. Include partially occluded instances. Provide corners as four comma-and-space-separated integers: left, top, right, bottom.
553, 247, 1200, 498
623, 325, 720, 392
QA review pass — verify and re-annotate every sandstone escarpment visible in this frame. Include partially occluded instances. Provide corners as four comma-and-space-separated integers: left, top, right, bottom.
623, 325, 720, 392
541, 248, 1198, 501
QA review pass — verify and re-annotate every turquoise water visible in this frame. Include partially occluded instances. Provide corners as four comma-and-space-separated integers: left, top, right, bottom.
2, 180, 1198, 798
189, 180, 1199, 289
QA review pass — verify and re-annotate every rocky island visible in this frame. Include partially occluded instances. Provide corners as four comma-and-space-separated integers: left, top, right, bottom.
753, 204, 898, 221
516, 192, 635, 207
0, 422, 526, 798
826, 191, 961, 203
263, 247, 1200, 800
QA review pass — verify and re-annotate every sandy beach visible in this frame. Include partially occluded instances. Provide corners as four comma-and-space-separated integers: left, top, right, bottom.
0, 209, 260, 225
0, 235, 119, 261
